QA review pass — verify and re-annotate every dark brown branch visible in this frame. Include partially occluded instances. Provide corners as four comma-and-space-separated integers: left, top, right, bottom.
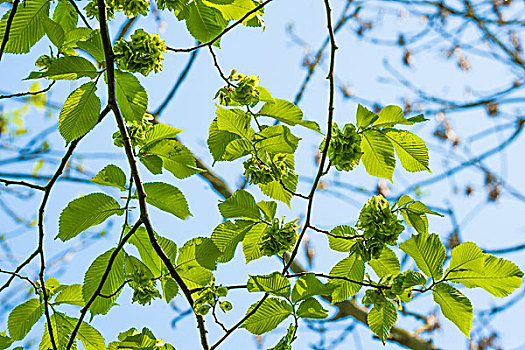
0, 0, 20, 61
0, 81, 55, 100
114, 17, 137, 41
0, 178, 45, 190
68, 0, 92, 30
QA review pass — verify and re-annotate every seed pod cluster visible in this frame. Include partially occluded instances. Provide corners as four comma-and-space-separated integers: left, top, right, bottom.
259, 218, 299, 256
321, 122, 362, 171
113, 29, 166, 76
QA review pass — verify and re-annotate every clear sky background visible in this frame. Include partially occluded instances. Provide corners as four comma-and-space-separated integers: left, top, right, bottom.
1, 0, 525, 349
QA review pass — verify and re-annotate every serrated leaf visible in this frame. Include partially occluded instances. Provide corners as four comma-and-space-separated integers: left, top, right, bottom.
241, 298, 292, 335
327, 225, 358, 252
208, 118, 240, 162
58, 193, 124, 241
161, 276, 179, 302
258, 99, 304, 127
8, 299, 43, 340
39, 312, 74, 350
369, 247, 400, 278
247, 272, 290, 297
356, 104, 378, 130
185, 0, 227, 44
291, 273, 336, 303
44, 17, 65, 48
399, 231, 445, 280
367, 302, 397, 343
241, 222, 268, 263
254, 125, 300, 154
128, 227, 162, 276
140, 155, 163, 175
398, 195, 443, 235
259, 156, 297, 206
216, 107, 252, 138
445, 243, 524, 297
384, 129, 430, 172
177, 265, 213, 289
55, 284, 85, 307
89, 164, 127, 191
296, 297, 328, 319
53, 0, 77, 32
203, 0, 259, 21
218, 189, 260, 219
257, 200, 277, 221
177, 237, 220, 270
0, 0, 50, 54
361, 129, 395, 181
433, 283, 472, 338
58, 81, 100, 142
0, 332, 13, 350
77, 29, 104, 62
27, 56, 98, 80
142, 139, 201, 179
211, 220, 254, 262
375, 105, 412, 127
115, 70, 148, 124
143, 182, 191, 220
143, 123, 183, 148
328, 255, 365, 303
82, 248, 125, 316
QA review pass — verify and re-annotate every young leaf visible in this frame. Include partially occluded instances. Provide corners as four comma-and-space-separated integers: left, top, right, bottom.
77, 30, 105, 62
328, 255, 365, 303
258, 99, 303, 126
259, 170, 297, 207
161, 276, 179, 302
291, 273, 336, 303
218, 189, 260, 219
203, 0, 259, 21
445, 243, 524, 297
211, 220, 255, 262
40, 312, 73, 350
384, 129, 430, 172
143, 182, 192, 220
185, 0, 227, 44
369, 247, 400, 278
399, 231, 446, 280
26, 56, 98, 80
142, 123, 183, 148
367, 302, 398, 344
43, 18, 65, 48
327, 225, 358, 252
7, 299, 43, 340
177, 237, 220, 270
398, 195, 443, 235
58, 193, 124, 241
216, 107, 252, 138
0, 332, 13, 350
254, 125, 300, 154
241, 298, 293, 335
115, 70, 148, 124
360, 129, 395, 181
0, 0, 50, 54
375, 105, 412, 127
128, 227, 162, 276
54, 284, 85, 307
52, 0, 78, 32
58, 81, 101, 142
247, 272, 291, 297
257, 200, 277, 221
296, 297, 328, 319
177, 265, 213, 289
208, 118, 240, 162
89, 164, 127, 191
356, 104, 378, 130
433, 283, 472, 338
141, 139, 202, 179
74, 316, 107, 350
241, 222, 268, 263
82, 248, 126, 316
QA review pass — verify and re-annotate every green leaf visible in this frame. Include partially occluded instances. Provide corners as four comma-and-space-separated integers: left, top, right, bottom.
433, 283, 472, 338
402, 270, 427, 289
259, 158, 297, 206
55, 284, 85, 307
39, 312, 74, 350
361, 129, 395, 181
327, 225, 357, 252
367, 302, 397, 344
58, 81, 101, 142
296, 297, 328, 319
384, 129, 430, 172
203, 0, 259, 21
49, 313, 107, 350
0, 0, 50, 54
177, 237, 220, 270
58, 193, 124, 241
128, 227, 162, 276
208, 118, 240, 162
257, 200, 277, 221
89, 164, 127, 191
222, 138, 252, 160
211, 220, 255, 262
52, 0, 78, 33
247, 272, 290, 297
291, 273, 336, 303
258, 99, 304, 127
143, 182, 192, 220
8, 299, 43, 340
445, 243, 524, 297
177, 265, 213, 289
77, 30, 105, 62
216, 107, 252, 138
141, 139, 202, 179
398, 195, 443, 235
115, 70, 148, 124
44, 17, 65, 48
140, 155, 163, 175
26, 56, 98, 80
143, 123, 183, 148
82, 248, 125, 316
185, 0, 227, 44
399, 231, 446, 280
369, 247, 400, 278
218, 189, 260, 219
356, 104, 378, 130
254, 125, 300, 154
407, 114, 428, 124
161, 276, 179, 302
241, 222, 268, 263
0, 332, 13, 350
328, 255, 365, 303
241, 298, 292, 335
375, 105, 412, 127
